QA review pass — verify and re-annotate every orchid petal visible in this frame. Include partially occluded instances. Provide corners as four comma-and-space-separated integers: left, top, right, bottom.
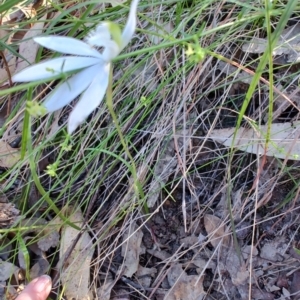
121, 0, 139, 50
34, 36, 103, 59
68, 63, 110, 134
12, 56, 101, 82
43, 64, 101, 112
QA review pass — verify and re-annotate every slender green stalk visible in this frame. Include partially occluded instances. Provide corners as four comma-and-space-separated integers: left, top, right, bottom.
68, 4, 96, 37
0, 224, 49, 234
18, 236, 30, 280
0, 0, 23, 13
223, 0, 297, 262
25, 110, 80, 230
234, 0, 297, 136
20, 96, 31, 159
106, 67, 148, 213
265, 0, 274, 150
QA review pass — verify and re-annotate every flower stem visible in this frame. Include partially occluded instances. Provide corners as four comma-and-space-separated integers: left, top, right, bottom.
24, 90, 80, 230
106, 66, 148, 214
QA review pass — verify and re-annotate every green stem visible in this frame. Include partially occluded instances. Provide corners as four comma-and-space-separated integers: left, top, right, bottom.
106, 66, 148, 213
68, 4, 96, 37
25, 107, 80, 230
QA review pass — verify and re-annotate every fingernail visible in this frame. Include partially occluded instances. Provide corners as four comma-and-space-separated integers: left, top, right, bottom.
32, 275, 52, 293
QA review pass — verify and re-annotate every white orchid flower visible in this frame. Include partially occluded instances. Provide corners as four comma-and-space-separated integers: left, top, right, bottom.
12, 0, 139, 134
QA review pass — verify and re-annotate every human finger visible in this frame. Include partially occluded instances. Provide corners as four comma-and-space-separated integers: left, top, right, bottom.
15, 275, 52, 300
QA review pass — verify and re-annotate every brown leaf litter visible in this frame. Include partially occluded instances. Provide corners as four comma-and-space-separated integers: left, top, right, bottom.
2, 2, 300, 300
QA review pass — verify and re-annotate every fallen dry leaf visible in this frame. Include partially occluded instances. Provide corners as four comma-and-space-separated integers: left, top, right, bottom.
37, 230, 60, 252
183, 257, 216, 274
121, 223, 143, 277
59, 208, 94, 300
15, 14, 46, 74
290, 270, 300, 298
210, 122, 300, 160
282, 287, 290, 298
0, 236, 12, 261
204, 214, 229, 248
0, 203, 20, 228
222, 248, 249, 287
260, 237, 287, 262
180, 235, 199, 248
96, 274, 114, 300
0, 281, 4, 300
0, 259, 19, 281
136, 266, 157, 288
165, 264, 205, 300
251, 287, 275, 300
37, 216, 62, 252
242, 24, 300, 63
29, 258, 49, 279
0, 140, 21, 168
265, 84, 300, 123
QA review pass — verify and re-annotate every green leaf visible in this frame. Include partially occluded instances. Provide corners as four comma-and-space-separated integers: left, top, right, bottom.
0, 0, 24, 13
